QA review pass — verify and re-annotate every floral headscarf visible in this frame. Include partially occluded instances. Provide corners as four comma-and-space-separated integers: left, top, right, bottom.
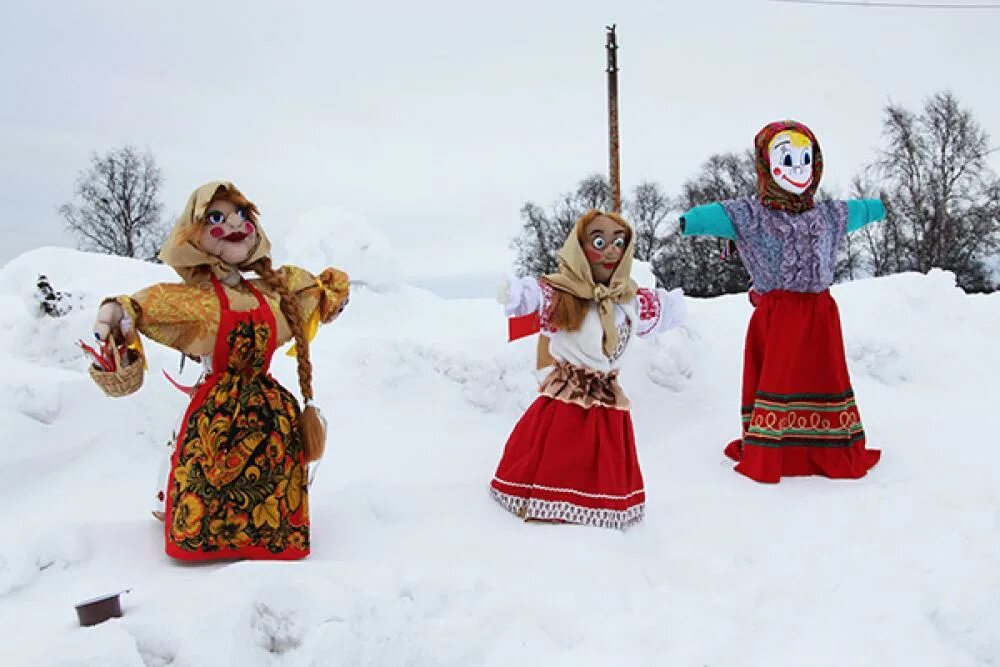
754, 120, 824, 214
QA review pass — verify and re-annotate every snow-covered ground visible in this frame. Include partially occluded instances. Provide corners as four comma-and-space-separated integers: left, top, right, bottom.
1, 240, 999, 666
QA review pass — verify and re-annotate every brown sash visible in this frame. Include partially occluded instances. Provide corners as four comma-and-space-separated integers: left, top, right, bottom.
538, 360, 630, 410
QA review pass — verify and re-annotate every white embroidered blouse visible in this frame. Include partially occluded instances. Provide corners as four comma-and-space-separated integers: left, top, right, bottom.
503, 277, 686, 374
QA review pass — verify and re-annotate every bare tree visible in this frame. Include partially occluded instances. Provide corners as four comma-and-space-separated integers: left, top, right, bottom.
511, 202, 559, 277
832, 175, 878, 282
576, 174, 612, 211
60, 146, 167, 260
625, 181, 670, 261
512, 174, 614, 276
678, 150, 757, 205
652, 150, 755, 295
513, 174, 672, 276
865, 92, 1000, 291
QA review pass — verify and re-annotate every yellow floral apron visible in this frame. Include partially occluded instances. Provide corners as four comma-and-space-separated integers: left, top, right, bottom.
164, 276, 309, 560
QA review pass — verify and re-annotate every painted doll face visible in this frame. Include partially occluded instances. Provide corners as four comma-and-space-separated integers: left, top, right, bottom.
197, 198, 258, 266
583, 215, 628, 284
768, 130, 814, 195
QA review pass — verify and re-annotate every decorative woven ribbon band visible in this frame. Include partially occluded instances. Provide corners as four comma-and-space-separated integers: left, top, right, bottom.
742, 389, 865, 448
539, 360, 631, 410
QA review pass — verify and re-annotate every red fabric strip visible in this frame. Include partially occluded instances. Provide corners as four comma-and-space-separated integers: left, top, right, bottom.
508, 312, 541, 341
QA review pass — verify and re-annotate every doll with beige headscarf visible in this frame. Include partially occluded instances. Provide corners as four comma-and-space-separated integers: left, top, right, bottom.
90, 181, 349, 561
491, 210, 687, 530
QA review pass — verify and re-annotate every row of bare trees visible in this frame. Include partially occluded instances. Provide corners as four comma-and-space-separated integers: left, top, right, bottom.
841, 93, 1000, 291
60, 146, 166, 261
61, 92, 999, 293
512, 92, 1000, 293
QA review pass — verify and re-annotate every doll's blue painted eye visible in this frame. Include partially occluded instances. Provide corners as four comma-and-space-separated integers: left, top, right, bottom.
236, 208, 248, 220
206, 210, 226, 225
613, 237, 626, 248
783, 154, 793, 167
803, 152, 811, 165
592, 237, 607, 250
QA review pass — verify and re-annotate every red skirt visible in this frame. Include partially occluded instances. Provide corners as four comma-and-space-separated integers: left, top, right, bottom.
490, 396, 645, 530
724, 289, 880, 483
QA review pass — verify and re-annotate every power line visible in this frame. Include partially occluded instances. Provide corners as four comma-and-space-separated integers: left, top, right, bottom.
771, 0, 1000, 8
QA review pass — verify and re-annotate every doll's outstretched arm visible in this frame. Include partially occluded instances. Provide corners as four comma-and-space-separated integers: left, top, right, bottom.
500, 275, 560, 341
635, 287, 687, 337
846, 198, 887, 233
282, 265, 350, 325
498, 274, 542, 318
312, 268, 351, 323
679, 203, 737, 240
274, 266, 350, 356
95, 285, 219, 358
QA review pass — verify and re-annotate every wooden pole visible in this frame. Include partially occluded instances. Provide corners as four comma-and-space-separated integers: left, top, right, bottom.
606, 24, 621, 213
536, 26, 623, 371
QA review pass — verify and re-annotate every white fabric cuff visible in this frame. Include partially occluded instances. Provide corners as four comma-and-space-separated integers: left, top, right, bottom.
656, 287, 687, 332
502, 276, 542, 318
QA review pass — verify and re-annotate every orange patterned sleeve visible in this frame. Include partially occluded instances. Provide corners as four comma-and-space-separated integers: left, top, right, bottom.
108, 282, 221, 357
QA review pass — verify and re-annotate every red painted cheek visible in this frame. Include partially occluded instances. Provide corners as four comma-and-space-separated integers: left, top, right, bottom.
585, 248, 603, 262
210, 227, 225, 238
245, 222, 254, 233
773, 168, 782, 176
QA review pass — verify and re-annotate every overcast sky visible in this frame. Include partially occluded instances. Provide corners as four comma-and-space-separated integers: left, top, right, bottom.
1, 0, 997, 281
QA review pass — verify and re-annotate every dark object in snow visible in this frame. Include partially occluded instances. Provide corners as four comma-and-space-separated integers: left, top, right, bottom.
36, 274, 73, 317
75, 589, 129, 626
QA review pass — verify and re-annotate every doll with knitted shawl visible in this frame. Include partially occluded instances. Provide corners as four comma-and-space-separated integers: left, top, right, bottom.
90, 181, 349, 561
493, 210, 686, 529
680, 120, 883, 484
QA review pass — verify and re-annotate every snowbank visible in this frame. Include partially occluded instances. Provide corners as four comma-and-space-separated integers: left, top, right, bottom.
1, 247, 998, 666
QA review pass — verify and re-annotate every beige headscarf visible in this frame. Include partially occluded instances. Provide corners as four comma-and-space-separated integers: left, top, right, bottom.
543, 210, 639, 358
159, 181, 272, 284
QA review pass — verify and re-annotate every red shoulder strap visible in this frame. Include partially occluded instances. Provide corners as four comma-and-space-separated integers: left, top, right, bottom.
209, 275, 231, 312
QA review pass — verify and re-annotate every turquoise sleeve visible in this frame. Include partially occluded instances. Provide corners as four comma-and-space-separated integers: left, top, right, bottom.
680, 203, 736, 240
846, 198, 886, 233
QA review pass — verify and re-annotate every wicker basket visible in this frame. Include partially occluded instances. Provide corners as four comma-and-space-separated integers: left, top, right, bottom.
88, 338, 144, 398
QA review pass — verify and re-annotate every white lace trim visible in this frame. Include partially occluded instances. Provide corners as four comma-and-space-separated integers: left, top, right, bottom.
490, 488, 644, 530
493, 476, 644, 500
608, 320, 632, 363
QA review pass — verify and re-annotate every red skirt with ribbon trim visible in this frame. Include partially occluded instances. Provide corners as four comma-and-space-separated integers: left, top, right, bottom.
724, 289, 880, 483
490, 394, 645, 530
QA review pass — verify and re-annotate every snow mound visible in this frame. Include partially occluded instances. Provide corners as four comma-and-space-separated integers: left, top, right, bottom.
283, 207, 402, 292
0, 524, 89, 598
631, 259, 657, 288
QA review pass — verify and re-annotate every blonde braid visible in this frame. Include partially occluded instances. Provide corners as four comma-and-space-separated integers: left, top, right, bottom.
251, 257, 326, 462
